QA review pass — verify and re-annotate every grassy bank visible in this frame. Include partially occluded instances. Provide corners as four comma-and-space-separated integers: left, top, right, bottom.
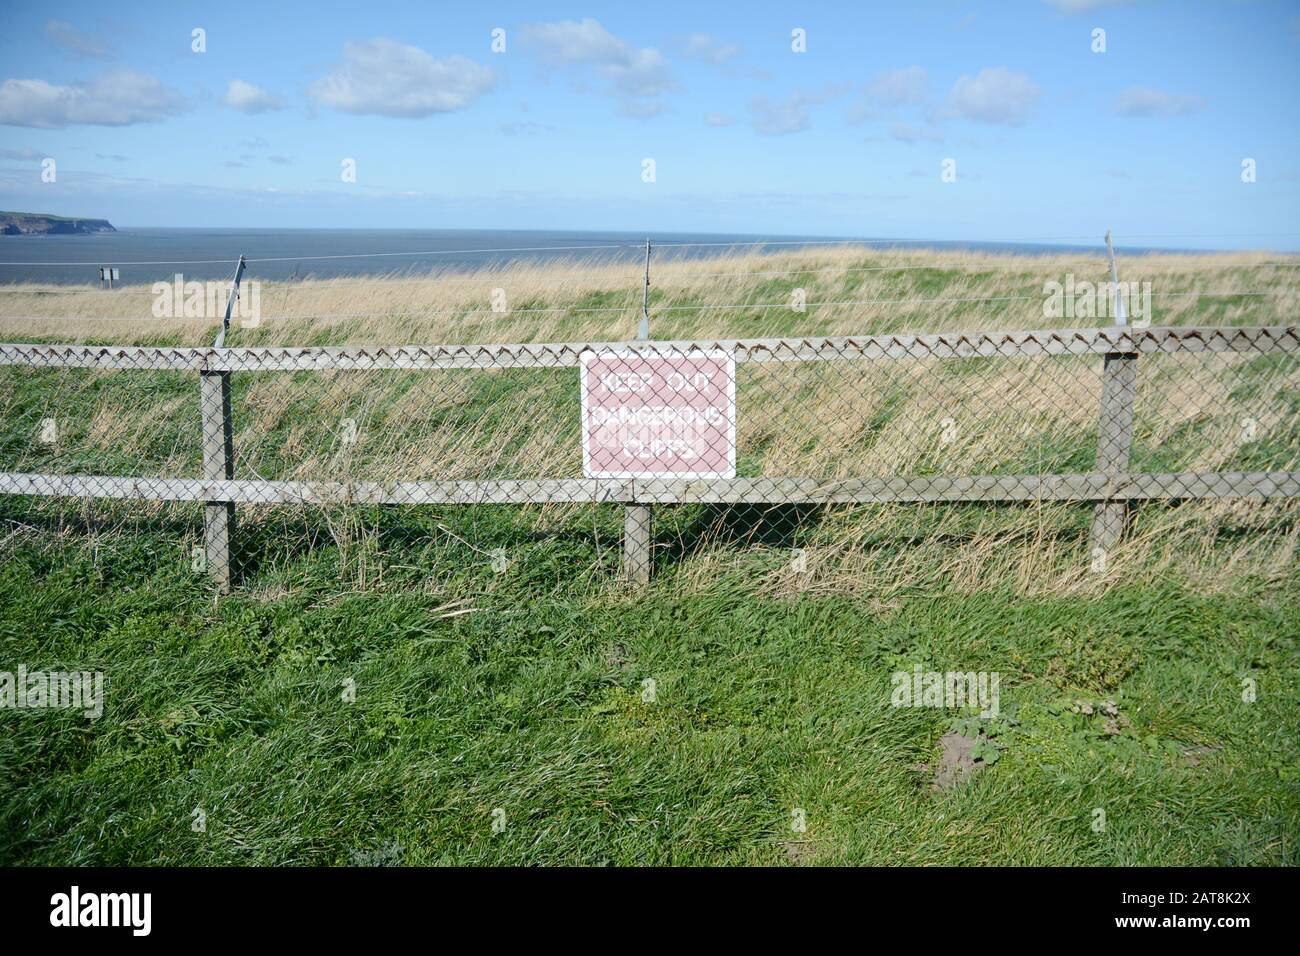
0, 247, 1296, 865
0, 523, 1295, 865
1, 246, 1296, 346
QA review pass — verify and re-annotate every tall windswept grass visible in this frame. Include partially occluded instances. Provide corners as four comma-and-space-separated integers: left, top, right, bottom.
0, 246, 1296, 597
1, 245, 1296, 346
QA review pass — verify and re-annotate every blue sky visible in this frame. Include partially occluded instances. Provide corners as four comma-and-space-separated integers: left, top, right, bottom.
1, 0, 1298, 248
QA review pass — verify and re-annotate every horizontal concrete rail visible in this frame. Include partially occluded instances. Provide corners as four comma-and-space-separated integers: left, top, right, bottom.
0, 474, 632, 505
3, 471, 1298, 505
1, 325, 1295, 373
4, 324, 1296, 589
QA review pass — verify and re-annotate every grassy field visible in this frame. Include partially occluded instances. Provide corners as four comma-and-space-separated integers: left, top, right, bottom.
1, 246, 1297, 865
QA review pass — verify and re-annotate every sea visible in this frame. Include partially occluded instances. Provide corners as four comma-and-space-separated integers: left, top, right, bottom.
0, 228, 1134, 286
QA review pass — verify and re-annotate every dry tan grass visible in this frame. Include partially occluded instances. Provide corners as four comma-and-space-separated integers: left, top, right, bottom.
1, 247, 1296, 596
1, 245, 1296, 345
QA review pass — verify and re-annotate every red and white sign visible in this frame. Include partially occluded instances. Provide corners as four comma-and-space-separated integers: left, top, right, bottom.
580, 349, 736, 479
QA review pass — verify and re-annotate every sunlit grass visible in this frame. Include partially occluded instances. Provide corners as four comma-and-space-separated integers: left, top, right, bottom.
0, 249, 1296, 866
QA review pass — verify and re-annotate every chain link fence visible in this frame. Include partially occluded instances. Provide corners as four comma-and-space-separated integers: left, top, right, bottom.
1, 324, 1296, 591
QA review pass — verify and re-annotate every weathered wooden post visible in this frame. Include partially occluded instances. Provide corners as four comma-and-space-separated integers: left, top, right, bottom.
1090, 231, 1137, 565
202, 255, 246, 591
624, 238, 653, 584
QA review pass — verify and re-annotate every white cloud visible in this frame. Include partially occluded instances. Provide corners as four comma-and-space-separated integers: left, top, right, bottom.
521, 18, 678, 117
0, 146, 44, 160
680, 34, 741, 65
749, 85, 849, 135
1112, 86, 1204, 117
224, 79, 285, 113
945, 67, 1040, 125
45, 20, 113, 59
1043, 0, 1138, 12
703, 112, 736, 127
889, 121, 944, 143
523, 18, 629, 65
308, 38, 496, 117
866, 66, 929, 107
0, 71, 185, 128
501, 121, 556, 136
617, 89, 670, 119
847, 66, 929, 123
749, 95, 810, 135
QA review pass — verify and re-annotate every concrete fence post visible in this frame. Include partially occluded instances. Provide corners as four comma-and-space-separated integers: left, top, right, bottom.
201, 369, 235, 590
1090, 351, 1138, 558
623, 238, 654, 584
202, 255, 246, 592
1090, 231, 1137, 564
623, 503, 653, 584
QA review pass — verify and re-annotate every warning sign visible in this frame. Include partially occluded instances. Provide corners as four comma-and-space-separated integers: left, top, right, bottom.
580, 349, 736, 479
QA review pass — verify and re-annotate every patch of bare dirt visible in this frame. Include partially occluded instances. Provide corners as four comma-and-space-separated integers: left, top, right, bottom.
1181, 744, 1221, 767
919, 732, 982, 792
780, 840, 819, 865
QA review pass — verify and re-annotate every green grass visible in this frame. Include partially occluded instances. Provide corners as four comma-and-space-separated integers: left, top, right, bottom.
1, 251, 1296, 865
1, 508, 1295, 866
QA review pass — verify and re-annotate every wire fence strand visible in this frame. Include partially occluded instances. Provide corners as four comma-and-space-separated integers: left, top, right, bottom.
1, 234, 1297, 594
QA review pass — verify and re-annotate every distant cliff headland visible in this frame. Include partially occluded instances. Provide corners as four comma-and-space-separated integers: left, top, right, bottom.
0, 211, 116, 236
